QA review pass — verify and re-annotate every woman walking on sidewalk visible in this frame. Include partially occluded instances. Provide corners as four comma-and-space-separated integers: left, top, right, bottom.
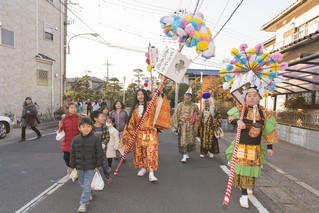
19, 97, 42, 142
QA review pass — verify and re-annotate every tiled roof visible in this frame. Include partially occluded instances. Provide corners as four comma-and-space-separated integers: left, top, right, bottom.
36, 53, 55, 61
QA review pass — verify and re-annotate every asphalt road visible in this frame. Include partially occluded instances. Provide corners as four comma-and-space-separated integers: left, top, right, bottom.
0, 127, 318, 213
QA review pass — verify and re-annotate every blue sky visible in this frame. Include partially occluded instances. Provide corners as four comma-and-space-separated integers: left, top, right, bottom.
67, 0, 296, 86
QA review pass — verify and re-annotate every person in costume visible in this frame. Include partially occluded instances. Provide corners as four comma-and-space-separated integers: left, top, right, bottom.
199, 92, 222, 158
226, 86, 278, 209
171, 87, 200, 163
118, 88, 170, 182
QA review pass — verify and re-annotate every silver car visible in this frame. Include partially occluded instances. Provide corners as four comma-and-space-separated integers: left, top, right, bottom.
0, 116, 13, 139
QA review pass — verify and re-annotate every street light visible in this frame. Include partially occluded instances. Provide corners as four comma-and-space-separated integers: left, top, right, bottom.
67, 33, 99, 54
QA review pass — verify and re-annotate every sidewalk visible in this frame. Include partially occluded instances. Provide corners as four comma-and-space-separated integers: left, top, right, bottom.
218, 131, 319, 212
0, 121, 58, 144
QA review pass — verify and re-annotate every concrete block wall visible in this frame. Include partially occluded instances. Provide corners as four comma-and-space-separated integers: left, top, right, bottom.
277, 124, 319, 152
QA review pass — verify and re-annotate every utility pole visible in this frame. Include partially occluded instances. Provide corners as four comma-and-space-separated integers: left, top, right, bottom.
104, 58, 112, 83
123, 76, 126, 104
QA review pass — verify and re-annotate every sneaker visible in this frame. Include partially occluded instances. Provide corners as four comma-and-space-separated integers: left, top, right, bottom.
209, 153, 214, 158
37, 135, 42, 139
185, 154, 190, 159
239, 196, 249, 208
77, 204, 87, 212
18, 139, 26, 142
200, 154, 205, 158
89, 193, 93, 201
149, 173, 158, 182
181, 155, 187, 163
137, 168, 147, 176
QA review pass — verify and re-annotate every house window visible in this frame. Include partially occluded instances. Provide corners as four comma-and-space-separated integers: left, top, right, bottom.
44, 24, 53, 41
1, 28, 14, 47
37, 69, 49, 86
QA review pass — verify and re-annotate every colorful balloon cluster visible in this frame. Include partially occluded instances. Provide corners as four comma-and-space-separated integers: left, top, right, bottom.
145, 51, 153, 72
219, 43, 288, 93
160, 12, 215, 59
143, 78, 151, 91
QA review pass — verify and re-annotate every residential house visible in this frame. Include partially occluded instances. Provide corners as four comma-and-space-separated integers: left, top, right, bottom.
0, 0, 66, 120
261, 0, 319, 111
261, 0, 319, 151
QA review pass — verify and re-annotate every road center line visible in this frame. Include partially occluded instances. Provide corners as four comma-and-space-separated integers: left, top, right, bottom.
219, 165, 269, 213
15, 175, 70, 213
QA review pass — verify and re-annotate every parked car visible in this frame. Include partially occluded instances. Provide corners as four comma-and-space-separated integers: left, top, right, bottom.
0, 115, 13, 139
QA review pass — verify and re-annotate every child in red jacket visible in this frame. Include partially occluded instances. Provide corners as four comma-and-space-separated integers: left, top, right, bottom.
58, 102, 80, 173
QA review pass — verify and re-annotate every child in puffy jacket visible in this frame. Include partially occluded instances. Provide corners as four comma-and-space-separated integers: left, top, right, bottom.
105, 116, 119, 172
58, 102, 79, 173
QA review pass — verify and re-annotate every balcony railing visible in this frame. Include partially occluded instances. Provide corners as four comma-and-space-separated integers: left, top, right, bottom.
273, 111, 319, 131
268, 20, 319, 51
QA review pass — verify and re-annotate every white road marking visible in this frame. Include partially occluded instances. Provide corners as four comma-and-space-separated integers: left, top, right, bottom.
15, 175, 70, 213
219, 165, 269, 213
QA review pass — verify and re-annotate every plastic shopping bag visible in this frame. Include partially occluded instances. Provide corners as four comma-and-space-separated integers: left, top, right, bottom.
91, 172, 104, 191
69, 168, 77, 182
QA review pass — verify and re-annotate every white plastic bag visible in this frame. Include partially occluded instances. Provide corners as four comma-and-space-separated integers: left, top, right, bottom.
91, 172, 104, 190
55, 130, 65, 141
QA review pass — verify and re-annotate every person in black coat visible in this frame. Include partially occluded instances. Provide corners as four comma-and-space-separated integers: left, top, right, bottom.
69, 116, 103, 213
19, 97, 41, 142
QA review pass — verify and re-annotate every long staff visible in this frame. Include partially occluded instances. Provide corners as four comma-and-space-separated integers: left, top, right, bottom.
223, 101, 246, 205
114, 77, 167, 175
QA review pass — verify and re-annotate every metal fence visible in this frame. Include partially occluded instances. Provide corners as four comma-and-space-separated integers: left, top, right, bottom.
273, 111, 319, 131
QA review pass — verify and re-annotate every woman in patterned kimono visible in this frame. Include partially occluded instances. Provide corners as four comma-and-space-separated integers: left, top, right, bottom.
118, 89, 170, 182
226, 87, 278, 208
171, 90, 200, 163
199, 93, 222, 158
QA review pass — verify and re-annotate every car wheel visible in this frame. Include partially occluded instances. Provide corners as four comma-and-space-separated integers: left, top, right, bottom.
0, 121, 7, 139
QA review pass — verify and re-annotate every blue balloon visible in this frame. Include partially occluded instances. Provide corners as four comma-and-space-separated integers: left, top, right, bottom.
172, 19, 182, 31
226, 64, 234, 72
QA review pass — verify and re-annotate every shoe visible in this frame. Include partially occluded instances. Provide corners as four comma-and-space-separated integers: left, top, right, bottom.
37, 135, 42, 139
149, 172, 158, 182
181, 155, 187, 163
209, 153, 214, 158
185, 154, 190, 159
200, 154, 205, 158
247, 189, 253, 195
137, 168, 147, 176
239, 196, 249, 208
89, 193, 93, 201
77, 204, 87, 212
18, 139, 26, 142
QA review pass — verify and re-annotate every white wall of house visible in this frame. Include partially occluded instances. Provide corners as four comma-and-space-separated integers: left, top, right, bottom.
0, 0, 65, 119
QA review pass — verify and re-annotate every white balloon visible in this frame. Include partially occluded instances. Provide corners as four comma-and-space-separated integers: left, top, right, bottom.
164, 17, 174, 26
176, 28, 186, 36
223, 82, 230, 90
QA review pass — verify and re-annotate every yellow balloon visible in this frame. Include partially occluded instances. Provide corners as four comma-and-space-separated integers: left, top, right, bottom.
192, 17, 201, 25
262, 72, 270, 78
247, 48, 255, 55
230, 48, 239, 56
229, 79, 234, 86
196, 48, 201, 54
185, 16, 192, 23
249, 61, 258, 70
219, 68, 227, 77
270, 63, 279, 71
147, 65, 152, 72
235, 63, 244, 70
197, 41, 208, 51
164, 26, 172, 31
261, 53, 270, 61
193, 31, 200, 38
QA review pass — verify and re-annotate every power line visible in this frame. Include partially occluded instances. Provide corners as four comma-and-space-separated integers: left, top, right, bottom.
212, 0, 230, 33
213, 0, 244, 39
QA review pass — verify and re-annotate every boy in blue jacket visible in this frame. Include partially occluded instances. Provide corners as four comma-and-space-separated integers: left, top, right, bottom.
70, 116, 103, 213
